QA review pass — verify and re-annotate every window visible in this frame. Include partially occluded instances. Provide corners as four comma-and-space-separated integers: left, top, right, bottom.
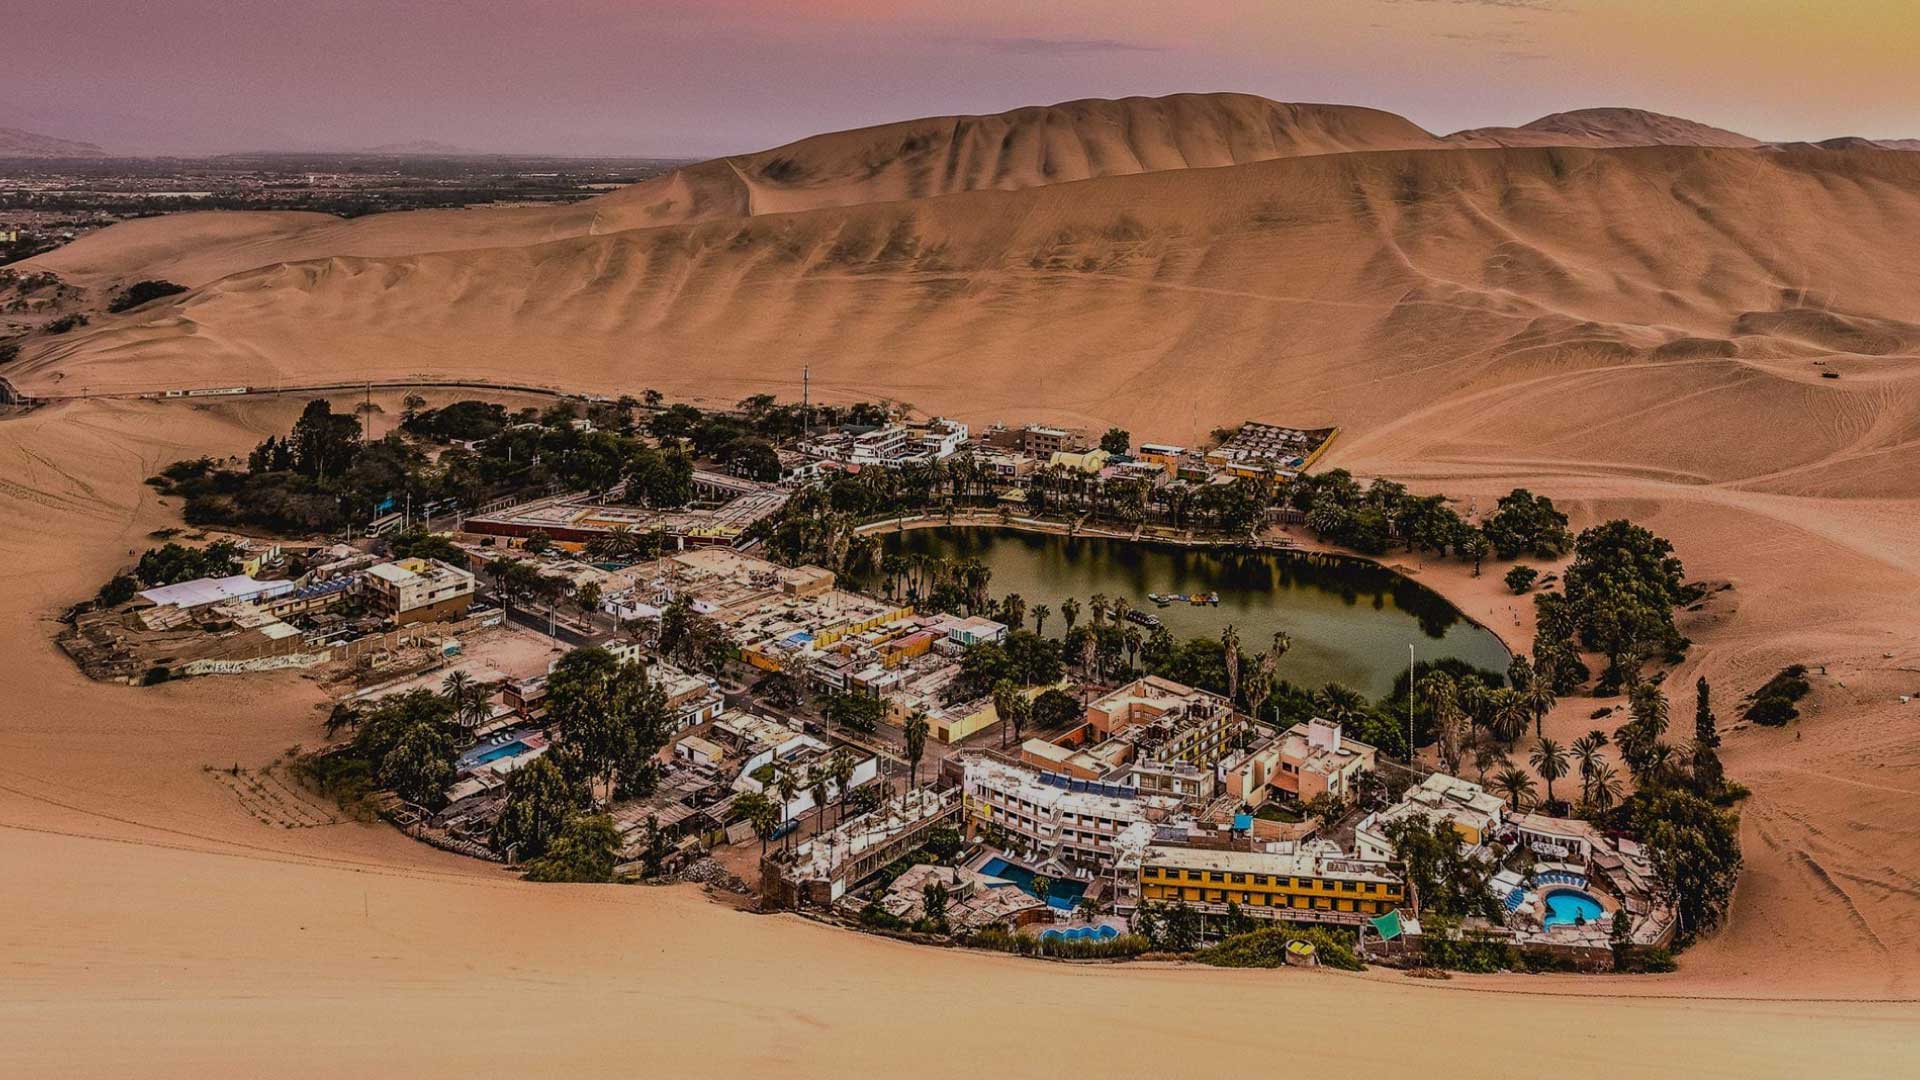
1208, 872, 1225, 883
1340, 880, 1357, 893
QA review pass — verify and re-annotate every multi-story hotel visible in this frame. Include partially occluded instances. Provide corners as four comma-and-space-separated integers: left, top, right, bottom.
1134, 842, 1404, 926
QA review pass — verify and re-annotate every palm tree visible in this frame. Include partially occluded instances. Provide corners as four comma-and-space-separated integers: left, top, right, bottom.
828, 749, 857, 827
1123, 627, 1143, 674
1089, 594, 1109, 628
736, 791, 779, 855
1418, 670, 1463, 773
807, 767, 831, 832
1587, 761, 1624, 813
1221, 623, 1242, 706
904, 710, 930, 789
1524, 677, 1558, 741
1629, 683, 1671, 740
1485, 687, 1529, 745
775, 767, 802, 849
1493, 765, 1536, 812
441, 671, 489, 730
1314, 683, 1369, 730
1530, 737, 1570, 808
1569, 731, 1608, 805
1060, 598, 1081, 633
992, 679, 1020, 748
1031, 603, 1051, 637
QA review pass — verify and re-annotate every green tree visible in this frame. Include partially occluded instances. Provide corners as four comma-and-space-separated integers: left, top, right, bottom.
825, 692, 884, 735
736, 791, 780, 854
378, 718, 457, 808
904, 709, 930, 789
522, 814, 622, 883
492, 757, 583, 862
1635, 789, 1741, 944
1529, 737, 1570, 808
1384, 812, 1496, 919
1492, 765, 1535, 811
1504, 565, 1539, 595
1099, 427, 1131, 455
544, 646, 670, 804
95, 573, 139, 607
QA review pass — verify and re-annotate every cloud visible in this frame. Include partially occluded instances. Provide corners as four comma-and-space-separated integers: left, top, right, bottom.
970, 36, 1166, 57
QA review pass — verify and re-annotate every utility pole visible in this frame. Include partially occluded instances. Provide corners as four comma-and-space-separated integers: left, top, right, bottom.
1408, 643, 1416, 765
802, 365, 811, 438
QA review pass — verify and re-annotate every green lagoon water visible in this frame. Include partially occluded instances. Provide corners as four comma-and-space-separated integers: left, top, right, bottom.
869, 527, 1509, 699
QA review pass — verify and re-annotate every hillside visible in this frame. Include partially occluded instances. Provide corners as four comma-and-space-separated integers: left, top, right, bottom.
1448, 107, 1763, 149
0, 125, 108, 158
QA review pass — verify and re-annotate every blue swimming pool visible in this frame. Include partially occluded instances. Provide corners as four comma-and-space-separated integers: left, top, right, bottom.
980, 857, 1087, 911
1041, 926, 1119, 942
1542, 887, 1605, 928
467, 740, 531, 766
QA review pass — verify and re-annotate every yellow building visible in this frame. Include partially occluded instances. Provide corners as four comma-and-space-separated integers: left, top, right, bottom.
1048, 448, 1111, 474
1136, 844, 1403, 924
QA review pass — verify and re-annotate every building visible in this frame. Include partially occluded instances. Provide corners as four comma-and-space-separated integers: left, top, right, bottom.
1223, 719, 1378, 808
134, 575, 298, 616
1353, 773, 1507, 862
460, 472, 789, 550
943, 615, 1007, 647
761, 786, 964, 907
1134, 842, 1404, 926
1203, 421, 1339, 481
1018, 425, 1082, 456
877, 864, 1050, 932
1019, 677, 1249, 802
961, 755, 1175, 879
362, 558, 476, 626
1048, 448, 1110, 474
1134, 443, 1187, 477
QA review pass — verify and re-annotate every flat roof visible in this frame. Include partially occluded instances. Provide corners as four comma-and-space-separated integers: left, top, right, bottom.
1142, 844, 1399, 885
137, 575, 295, 609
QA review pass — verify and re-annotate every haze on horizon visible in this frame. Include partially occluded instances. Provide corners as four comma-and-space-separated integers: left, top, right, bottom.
6, 0, 1919, 158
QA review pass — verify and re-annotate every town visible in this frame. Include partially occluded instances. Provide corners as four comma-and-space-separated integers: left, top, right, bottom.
58, 389, 1730, 974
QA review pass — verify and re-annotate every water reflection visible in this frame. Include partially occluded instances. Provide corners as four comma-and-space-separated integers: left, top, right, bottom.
866, 527, 1509, 699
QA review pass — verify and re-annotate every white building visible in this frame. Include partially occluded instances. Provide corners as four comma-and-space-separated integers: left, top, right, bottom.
961, 755, 1177, 879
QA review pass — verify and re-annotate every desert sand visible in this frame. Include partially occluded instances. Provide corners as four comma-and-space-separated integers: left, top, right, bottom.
4, 94, 1920, 1071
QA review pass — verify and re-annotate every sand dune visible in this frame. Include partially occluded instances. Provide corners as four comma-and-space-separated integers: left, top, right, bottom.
5, 94, 1920, 1066
1448, 107, 1764, 149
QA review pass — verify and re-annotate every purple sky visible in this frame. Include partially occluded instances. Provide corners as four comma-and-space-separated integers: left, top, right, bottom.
7, 1, 1917, 157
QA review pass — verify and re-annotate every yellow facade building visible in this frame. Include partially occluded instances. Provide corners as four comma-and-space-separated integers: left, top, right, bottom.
1136, 844, 1403, 924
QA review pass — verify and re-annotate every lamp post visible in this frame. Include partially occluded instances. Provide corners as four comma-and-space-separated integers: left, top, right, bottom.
1407, 643, 1416, 766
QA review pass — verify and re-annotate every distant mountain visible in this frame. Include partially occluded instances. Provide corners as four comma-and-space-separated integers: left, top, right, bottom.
358, 139, 480, 155
1770, 136, 1920, 153
0, 126, 108, 158
1448, 107, 1762, 149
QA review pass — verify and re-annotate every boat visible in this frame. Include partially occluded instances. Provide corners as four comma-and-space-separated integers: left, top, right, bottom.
1147, 592, 1174, 607
1188, 591, 1220, 606
1125, 609, 1163, 629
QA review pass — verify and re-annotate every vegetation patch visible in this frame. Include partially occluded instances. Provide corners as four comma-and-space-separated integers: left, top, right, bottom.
1199, 926, 1363, 971
1743, 664, 1811, 726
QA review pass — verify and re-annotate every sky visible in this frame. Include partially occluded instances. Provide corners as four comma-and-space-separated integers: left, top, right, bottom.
5, 0, 1918, 157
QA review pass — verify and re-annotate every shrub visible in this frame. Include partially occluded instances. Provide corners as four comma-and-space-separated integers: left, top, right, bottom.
1504, 565, 1539, 594
961, 928, 1151, 961
95, 573, 139, 607
107, 280, 188, 313
44, 313, 89, 334
1743, 665, 1811, 726
1615, 946, 1678, 974
1199, 926, 1363, 972
141, 665, 172, 686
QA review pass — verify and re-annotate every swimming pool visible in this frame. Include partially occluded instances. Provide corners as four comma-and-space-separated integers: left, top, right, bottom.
466, 740, 531, 766
1541, 887, 1605, 929
1041, 926, 1119, 942
979, 857, 1088, 911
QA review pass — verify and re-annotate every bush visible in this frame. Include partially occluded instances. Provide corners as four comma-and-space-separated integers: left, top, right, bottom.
962, 928, 1151, 961
141, 665, 172, 686
1199, 926, 1363, 971
1504, 565, 1539, 594
95, 573, 139, 607
1614, 946, 1678, 974
1743, 665, 1811, 726
107, 280, 188, 313
44, 313, 89, 334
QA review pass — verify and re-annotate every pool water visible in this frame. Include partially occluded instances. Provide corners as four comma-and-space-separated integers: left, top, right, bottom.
980, 857, 1088, 911
1542, 887, 1605, 928
470, 740, 531, 765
